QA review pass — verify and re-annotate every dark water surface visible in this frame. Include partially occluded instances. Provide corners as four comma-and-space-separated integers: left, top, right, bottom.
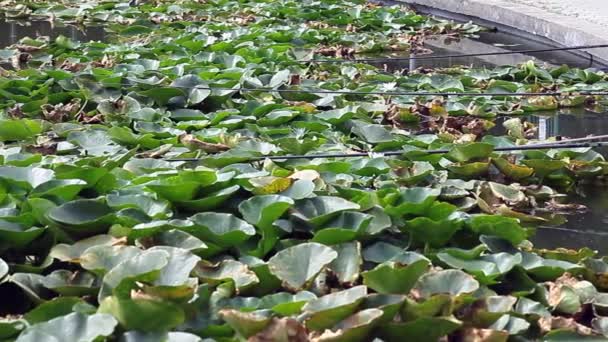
0, 19, 105, 47
368, 31, 606, 70
2, 19, 608, 252
533, 186, 608, 254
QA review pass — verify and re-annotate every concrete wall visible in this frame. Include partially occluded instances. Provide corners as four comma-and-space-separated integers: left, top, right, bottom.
395, 0, 608, 64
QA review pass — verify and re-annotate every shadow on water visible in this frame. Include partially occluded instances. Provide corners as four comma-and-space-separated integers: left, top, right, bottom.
0, 19, 105, 48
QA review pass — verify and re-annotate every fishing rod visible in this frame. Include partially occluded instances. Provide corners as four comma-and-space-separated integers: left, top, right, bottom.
303, 44, 608, 64
165, 140, 608, 162
158, 84, 608, 97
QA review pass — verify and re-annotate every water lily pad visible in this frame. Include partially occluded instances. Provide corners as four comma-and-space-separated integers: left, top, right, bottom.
195, 260, 259, 292
437, 252, 522, 284
98, 296, 185, 332
16, 313, 117, 342
189, 212, 255, 247
268, 242, 337, 291
175, 185, 240, 212
99, 249, 169, 301
0, 166, 54, 189
414, 269, 480, 298
362, 256, 430, 294
293, 196, 360, 227
492, 158, 534, 180
48, 199, 114, 235
446, 143, 494, 162
302, 285, 368, 331
218, 309, 272, 338
311, 308, 383, 342
328, 242, 362, 285
0, 219, 45, 248
468, 215, 527, 246
379, 317, 462, 342
381, 187, 440, 217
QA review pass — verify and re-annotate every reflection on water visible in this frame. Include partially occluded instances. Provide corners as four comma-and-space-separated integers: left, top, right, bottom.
0, 19, 105, 48
533, 186, 608, 254
493, 108, 608, 140
491, 109, 608, 253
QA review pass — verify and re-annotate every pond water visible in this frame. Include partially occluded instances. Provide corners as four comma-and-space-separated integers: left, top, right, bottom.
2, 18, 608, 252
367, 31, 607, 71
0, 19, 105, 47
533, 186, 608, 253
524, 111, 608, 253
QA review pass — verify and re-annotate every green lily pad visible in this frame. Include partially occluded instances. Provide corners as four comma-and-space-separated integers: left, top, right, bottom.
218, 309, 272, 338
195, 259, 259, 292
414, 269, 480, 298
437, 252, 522, 284
311, 308, 383, 342
381, 187, 440, 217
48, 199, 114, 234
446, 143, 494, 162
492, 158, 534, 180
175, 185, 240, 212
362, 256, 430, 294
189, 212, 256, 247
379, 317, 462, 342
268, 242, 337, 291
16, 313, 117, 342
0, 219, 45, 248
98, 296, 185, 332
293, 196, 360, 227
328, 242, 362, 285
302, 285, 368, 331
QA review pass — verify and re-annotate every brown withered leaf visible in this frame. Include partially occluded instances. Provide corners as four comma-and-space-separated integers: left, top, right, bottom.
6, 104, 24, 119
26, 141, 58, 155
41, 98, 82, 122
289, 74, 301, 86
539, 316, 594, 336
307, 21, 330, 29
456, 328, 509, 342
137, 144, 173, 159
249, 318, 309, 342
314, 46, 355, 59
180, 134, 230, 153
12, 44, 44, 53
58, 60, 85, 72
91, 54, 116, 68
77, 113, 105, 124
11, 52, 31, 69
543, 199, 588, 214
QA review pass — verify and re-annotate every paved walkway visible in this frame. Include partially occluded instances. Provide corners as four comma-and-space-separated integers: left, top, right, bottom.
511, 0, 608, 28
396, 0, 608, 63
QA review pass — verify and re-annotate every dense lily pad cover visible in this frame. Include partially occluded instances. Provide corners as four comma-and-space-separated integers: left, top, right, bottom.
0, 0, 608, 340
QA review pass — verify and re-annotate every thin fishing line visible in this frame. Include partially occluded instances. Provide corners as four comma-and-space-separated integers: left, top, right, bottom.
303, 44, 608, 64
144, 84, 608, 97
165, 140, 608, 162
537, 226, 608, 237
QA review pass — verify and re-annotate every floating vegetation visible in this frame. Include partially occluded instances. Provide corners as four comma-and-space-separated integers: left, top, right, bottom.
0, 0, 608, 341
